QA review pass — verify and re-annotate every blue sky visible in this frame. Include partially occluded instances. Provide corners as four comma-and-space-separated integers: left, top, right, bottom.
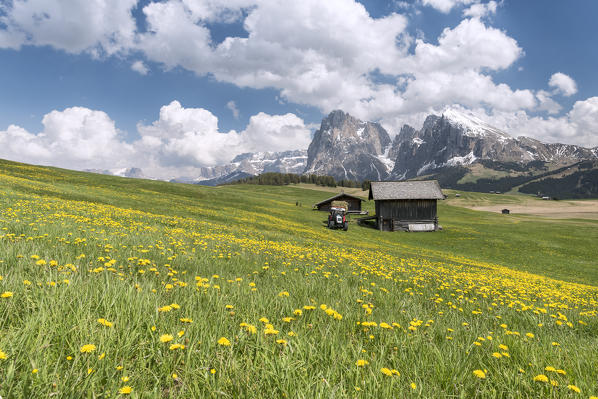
0, 0, 597, 178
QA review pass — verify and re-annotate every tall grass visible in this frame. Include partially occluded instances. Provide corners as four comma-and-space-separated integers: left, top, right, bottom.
0, 159, 596, 398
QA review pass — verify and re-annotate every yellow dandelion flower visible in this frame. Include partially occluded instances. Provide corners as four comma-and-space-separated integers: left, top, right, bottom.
492, 352, 502, 359
498, 344, 508, 351
356, 359, 369, 367
276, 339, 287, 345
217, 337, 231, 346
80, 344, 96, 353
169, 344, 185, 350
97, 318, 113, 328
533, 374, 549, 383
1, 291, 13, 298
526, 332, 535, 338
380, 367, 393, 376
180, 318, 193, 323
567, 385, 580, 393
473, 370, 486, 379
119, 386, 132, 394
121, 376, 130, 382
160, 334, 174, 343
545, 366, 556, 372
411, 382, 417, 390
0, 350, 7, 360
264, 328, 279, 335
293, 309, 303, 316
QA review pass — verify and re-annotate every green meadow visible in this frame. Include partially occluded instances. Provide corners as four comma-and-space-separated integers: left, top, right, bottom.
0, 158, 596, 398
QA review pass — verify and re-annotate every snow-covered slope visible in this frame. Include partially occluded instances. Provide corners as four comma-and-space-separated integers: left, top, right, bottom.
442, 109, 513, 141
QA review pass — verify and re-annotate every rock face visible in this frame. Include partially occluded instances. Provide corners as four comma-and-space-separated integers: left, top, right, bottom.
305, 110, 393, 181
390, 109, 597, 179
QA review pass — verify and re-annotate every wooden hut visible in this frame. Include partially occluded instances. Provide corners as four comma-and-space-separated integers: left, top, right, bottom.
368, 180, 444, 232
313, 192, 364, 213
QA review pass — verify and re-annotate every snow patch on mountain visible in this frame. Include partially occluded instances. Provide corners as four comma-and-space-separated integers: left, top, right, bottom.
445, 151, 477, 166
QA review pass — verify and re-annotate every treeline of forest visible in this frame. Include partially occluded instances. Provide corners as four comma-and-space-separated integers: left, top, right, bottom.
519, 169, 598, 199
228, 172, 371, 190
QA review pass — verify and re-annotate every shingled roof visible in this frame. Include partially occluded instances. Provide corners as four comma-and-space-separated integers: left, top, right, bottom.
314, 192, 365, 207
368, 180, 444, 200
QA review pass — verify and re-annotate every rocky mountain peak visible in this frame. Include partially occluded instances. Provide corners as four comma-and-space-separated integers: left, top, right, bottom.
305, 110, 392, 181
391, 110, 597, 179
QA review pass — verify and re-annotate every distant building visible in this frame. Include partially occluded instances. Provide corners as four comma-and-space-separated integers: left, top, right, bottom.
502, 209, 510, 214
313, 192, 364, 213
368, 180, 444, 232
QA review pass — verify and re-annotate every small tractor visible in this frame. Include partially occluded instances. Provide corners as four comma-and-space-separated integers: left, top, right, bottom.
327, 206, 348, 231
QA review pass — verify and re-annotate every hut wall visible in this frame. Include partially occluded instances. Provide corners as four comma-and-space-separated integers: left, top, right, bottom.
378, 199, 437, 220
376, 199, 437, 231
317, 196, 362, 212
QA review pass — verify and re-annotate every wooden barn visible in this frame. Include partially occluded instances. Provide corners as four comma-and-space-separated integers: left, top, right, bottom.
313, 192, 364, 213
368, 180, 444, 232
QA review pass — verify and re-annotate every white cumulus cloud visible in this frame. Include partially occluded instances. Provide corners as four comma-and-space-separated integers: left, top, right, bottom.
0, 101, 313, 179
463, 1, 497, 18
549, 72, 578, 97
0, 107, 134, 170
421, 0, 476, 13
0, 0, 137, 55
131, 60, 149, 75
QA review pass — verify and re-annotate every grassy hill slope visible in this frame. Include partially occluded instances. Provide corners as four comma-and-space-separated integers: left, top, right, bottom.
0, 159, 597, 398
